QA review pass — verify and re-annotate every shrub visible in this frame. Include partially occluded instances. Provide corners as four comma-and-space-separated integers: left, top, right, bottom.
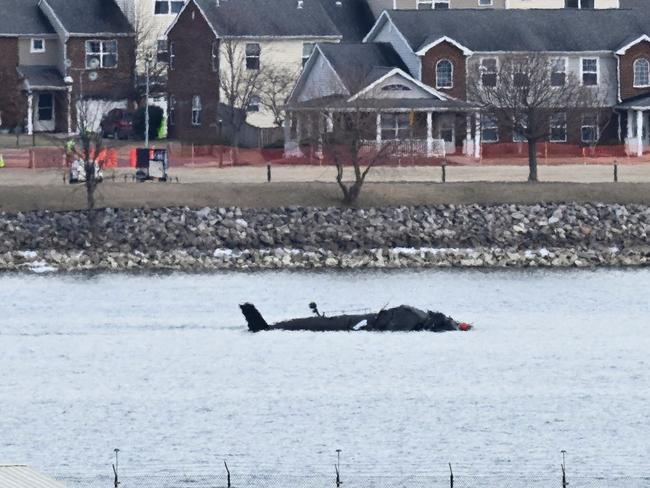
133, 105, 164, 140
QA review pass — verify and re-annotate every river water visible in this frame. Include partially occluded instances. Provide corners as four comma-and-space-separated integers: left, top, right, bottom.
1, 270, 649, 487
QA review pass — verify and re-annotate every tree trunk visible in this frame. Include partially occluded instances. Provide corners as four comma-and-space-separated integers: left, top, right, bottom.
527, 139, 538, 182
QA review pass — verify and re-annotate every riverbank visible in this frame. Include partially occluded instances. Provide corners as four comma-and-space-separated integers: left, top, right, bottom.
1, 204, 649, 271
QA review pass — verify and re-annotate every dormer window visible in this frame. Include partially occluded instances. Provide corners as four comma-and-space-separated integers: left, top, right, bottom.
154, 0, 185, 14
381, 84, 411, 92
633, 58, 650, 88
30, 38, 45, 53
435, 59, 453, 89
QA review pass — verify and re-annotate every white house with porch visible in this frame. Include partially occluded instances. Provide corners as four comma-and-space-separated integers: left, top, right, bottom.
285, 42, 478, 159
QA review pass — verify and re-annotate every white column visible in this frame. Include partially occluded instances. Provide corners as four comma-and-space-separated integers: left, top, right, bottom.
283, 112, 291, 155
627, 110, 634, 154
426, 111, 433, 157
326, 111, 333, 132
316, 112, 324, 160
474, 112, 481, 159
27, 91, 34, 135
637, 110, 644, 157
376, 112, 382, 146
296, 114, 302, 145
465, 114, 472, 156
66, 87, 73, 134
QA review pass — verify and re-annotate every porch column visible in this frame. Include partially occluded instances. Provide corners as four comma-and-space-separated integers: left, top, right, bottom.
426, 111, 433, 157
376, 113, 382, 146
283, 112, 292, 155
465, 114, 472, 156
296, 114, 302, 145
473, 112, 481, 159
26, 91, 34, 135
637, 110, 644, 157
316, 112, 324, 160
66, 86, 73, 134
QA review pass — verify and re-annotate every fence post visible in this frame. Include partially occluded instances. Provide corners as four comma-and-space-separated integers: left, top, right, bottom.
614, 161, 618, 182
441, 161, 447, 183
267, 163, 271, 183
561, 450, 567, 488
449, 463, 453, 488
224, 460, 231, 488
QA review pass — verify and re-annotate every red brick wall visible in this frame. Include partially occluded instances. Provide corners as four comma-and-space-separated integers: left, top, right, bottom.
619, 40, 650, 101
420, 41, 466, 100
167, 1, 220, 143
0, 38, 26, 129
66, 36, 136, 100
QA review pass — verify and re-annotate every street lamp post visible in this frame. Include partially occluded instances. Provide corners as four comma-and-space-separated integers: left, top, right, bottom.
144, 50, 154, 149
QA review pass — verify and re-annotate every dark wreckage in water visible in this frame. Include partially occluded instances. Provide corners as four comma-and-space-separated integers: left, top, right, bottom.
240, 303, 473, 332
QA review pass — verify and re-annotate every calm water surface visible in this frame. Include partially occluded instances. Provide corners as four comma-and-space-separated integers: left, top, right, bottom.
0, 269, 649, 484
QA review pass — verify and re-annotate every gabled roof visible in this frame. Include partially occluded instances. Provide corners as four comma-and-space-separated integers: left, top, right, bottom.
0, 0, 55, 36
193, 0, 341, 38
316, 42, 410, 93
41, 0, 133, 35
0, 466, 67, 488
317, 0, 375, 42
375, 8, 650, 54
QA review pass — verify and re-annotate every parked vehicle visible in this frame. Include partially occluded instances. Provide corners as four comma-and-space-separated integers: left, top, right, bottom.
100, 109, 134, 140
69, 159, 103, 184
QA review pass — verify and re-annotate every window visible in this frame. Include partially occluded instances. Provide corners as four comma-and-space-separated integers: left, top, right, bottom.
212, 41, 219, 71
168, 96, 175, 126
581, 113, 599, 143
381, 84, 411, 92
302, 43, 314, 67
478, 0, 493, 5
246, 43, 261, 70
191, 95, 202, 126
30, 38, 45, 53
156, 39, 168, 63
513, 114, 528, 143
248, 95, 261, 113
550, 113, 567, 142
634, 58, 650, 88
513, 69, 529, 88
381, 114, 410, 140
581, 58, 598, 86
154, 0, 185, 14
566, 0, 594, 7
37, 93, 53, 121
436, 59, 453, 89
551, 58, 567, 87
481, 114, 499, 143
169, 41, 175, 70
480, 58, 498, 87
416, 0, 449, 8
85, 40, 117, 69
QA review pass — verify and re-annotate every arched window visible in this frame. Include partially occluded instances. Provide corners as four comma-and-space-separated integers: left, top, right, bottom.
436, 59, 453, 89
381, 84, 411, 92
634, 58, 650, 88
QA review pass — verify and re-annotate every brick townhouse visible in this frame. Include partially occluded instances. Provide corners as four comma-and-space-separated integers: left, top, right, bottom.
0, 0, 135, 134
286, 8, 650, 157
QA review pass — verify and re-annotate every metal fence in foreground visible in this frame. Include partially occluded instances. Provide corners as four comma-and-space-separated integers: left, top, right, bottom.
58, 473, 650, 488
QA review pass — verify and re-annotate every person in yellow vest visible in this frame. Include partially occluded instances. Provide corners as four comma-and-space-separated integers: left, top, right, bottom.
0, 153, 5, 169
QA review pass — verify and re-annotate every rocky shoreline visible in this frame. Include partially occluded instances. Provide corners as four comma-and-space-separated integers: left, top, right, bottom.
1, 204, 649, 272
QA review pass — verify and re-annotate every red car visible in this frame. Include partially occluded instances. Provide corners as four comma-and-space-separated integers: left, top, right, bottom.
100, 109, 134, 140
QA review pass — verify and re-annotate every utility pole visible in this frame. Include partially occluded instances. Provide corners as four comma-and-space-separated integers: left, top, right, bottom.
144, 51, 152, 149
561, 450, 568, 488
335, 449, 342, 488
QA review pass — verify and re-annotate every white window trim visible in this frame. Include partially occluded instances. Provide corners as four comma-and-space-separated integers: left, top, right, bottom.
581, 113, 599, 143
154, 0, 185, 15
169, 41, 175, 70
85, 39, 118, 69
512, 115, 527, 143
479, 56, 499, 88
416, 0, 449, 8
168, 95, 176, 126
191, 95, 202, 126
549, 113, 568, 143
633, 58, 650, 88
550, 56, 568, 88
580, 57, 599, 86
435, 58, 454, 89
481, 114, 499, 143
30, 38, 45, 54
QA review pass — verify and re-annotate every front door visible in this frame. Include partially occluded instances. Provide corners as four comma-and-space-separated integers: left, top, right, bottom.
437, 115, 456, 155
34, 93, 55, 132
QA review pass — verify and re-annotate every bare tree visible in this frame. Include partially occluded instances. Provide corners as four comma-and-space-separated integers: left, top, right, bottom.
319, 107, 398, 204
259, 66, 298, 128
219, 39, 265, 154
468, 53, 608, 182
